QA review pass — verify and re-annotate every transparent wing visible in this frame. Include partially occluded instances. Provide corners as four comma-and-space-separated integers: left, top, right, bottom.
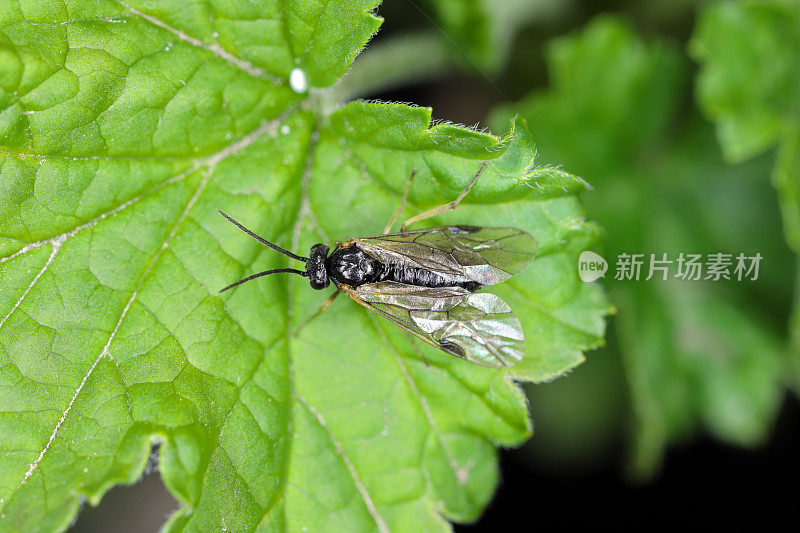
354, 226, 537, 286
342, 281, 524, 367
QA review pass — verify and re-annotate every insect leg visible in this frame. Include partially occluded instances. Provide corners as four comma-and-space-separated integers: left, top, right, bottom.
383, 168, 417, 234
292, 290, 341, 337
399, 162, 487, 232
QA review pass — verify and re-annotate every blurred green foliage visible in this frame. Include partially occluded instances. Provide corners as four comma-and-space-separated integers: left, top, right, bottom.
491, 11, 795, 476
421, 0, 564, 71
691, 0, 800, 391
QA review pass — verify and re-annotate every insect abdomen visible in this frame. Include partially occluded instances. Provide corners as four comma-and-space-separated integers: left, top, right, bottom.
376, 261, 481, 291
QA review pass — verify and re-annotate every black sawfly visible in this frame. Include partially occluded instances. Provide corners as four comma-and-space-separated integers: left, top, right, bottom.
218, 163, 537, 367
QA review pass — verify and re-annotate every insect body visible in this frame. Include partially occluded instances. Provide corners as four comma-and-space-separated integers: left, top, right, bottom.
219, 165, 537, 367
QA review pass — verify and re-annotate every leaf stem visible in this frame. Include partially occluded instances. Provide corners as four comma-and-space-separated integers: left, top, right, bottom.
326, 32, 454, 103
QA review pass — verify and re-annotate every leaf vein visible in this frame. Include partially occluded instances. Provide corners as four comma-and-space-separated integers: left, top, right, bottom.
4, 105, 288, 507
112, 0, 279, 83
366, 314, 466, 486
294, 392, 390, 533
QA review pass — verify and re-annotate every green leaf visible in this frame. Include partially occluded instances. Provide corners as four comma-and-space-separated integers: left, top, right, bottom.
0, 2, 608, 530
690, 0, 800, 163
690, 0, 800, 250
691, 0, 800, 390
492, 14, 686, 180
491, 15, 792, 476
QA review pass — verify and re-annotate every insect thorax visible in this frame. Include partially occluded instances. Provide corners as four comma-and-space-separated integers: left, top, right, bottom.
326, 246, 380, 287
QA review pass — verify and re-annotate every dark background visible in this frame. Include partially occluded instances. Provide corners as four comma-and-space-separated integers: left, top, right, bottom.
465, 395, 799, 531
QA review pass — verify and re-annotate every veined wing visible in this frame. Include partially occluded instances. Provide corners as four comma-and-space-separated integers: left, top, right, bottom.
342, 281, 524, 367
354, 226, 537, 286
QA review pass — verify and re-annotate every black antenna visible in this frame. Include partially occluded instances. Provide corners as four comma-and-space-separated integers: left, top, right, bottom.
218, 210, 308, 262
219, 268, 307, 293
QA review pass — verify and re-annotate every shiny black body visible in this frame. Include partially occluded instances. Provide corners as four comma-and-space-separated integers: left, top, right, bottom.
306, 244, 481, 292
